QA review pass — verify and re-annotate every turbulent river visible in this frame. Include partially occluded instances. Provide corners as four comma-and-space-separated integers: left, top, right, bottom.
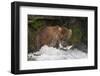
28, 45, 87, 61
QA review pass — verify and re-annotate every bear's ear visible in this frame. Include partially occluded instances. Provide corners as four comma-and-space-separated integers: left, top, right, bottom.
58, 27, 62, 32
67, 29, 72, 39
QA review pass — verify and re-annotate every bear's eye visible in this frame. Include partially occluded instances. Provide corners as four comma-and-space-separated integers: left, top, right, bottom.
62, 38, 67, 42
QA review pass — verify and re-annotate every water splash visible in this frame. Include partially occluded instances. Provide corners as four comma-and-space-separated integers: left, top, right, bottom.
28, 45, 87, 61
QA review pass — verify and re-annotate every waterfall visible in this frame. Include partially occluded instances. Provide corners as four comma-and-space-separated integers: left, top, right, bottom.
28, 45, 87, 61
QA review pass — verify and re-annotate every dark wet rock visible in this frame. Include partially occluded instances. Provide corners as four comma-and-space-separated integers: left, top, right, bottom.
71, 43, 87, 53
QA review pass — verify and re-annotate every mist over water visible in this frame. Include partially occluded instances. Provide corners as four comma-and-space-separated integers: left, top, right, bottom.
28, 45, 87, 61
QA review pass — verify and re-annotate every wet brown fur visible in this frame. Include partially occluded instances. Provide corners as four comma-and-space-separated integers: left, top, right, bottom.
35, 25, 72, 50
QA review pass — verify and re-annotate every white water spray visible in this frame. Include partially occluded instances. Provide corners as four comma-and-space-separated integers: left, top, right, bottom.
28, 45, 87, 61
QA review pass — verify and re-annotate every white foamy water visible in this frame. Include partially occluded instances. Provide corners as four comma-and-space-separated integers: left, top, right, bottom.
28, 45, 87, 61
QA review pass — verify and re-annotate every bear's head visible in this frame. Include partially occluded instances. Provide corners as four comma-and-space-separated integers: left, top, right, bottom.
57, 26, 72, 48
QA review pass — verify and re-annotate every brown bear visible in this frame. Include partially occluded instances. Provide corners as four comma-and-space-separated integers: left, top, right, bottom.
35, 25, 72, 50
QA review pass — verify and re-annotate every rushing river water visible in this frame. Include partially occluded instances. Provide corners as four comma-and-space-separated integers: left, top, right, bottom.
28, 45, 87, 61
